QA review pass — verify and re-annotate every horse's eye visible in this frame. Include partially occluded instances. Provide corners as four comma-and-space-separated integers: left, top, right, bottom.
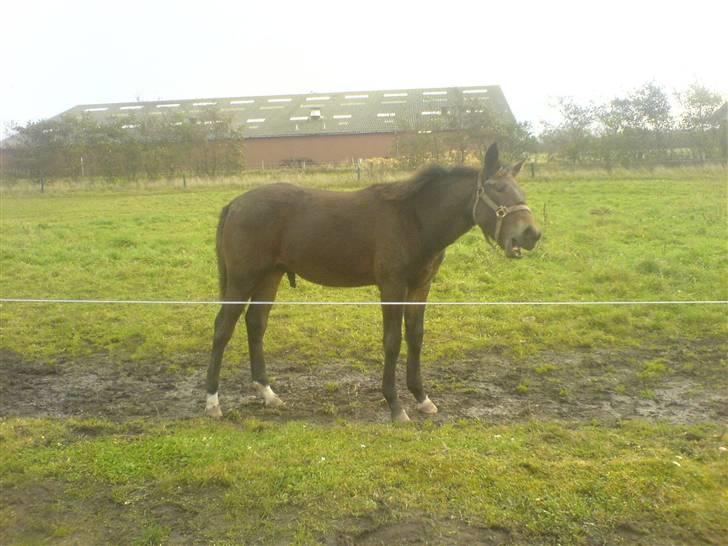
495, 184, 506, 192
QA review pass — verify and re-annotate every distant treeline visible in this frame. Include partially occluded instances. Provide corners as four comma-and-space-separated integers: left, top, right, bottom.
1, 82, 724, 183
2, 110, 245, 181
539, 83, 726, 167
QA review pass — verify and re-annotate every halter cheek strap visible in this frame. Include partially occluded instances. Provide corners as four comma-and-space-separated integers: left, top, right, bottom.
472, 173, 532, 248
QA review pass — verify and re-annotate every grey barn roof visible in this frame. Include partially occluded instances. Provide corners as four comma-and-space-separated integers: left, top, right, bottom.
56, 85, 515, 138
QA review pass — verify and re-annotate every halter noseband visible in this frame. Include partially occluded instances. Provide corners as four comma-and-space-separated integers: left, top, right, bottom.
472, 172, 531, 249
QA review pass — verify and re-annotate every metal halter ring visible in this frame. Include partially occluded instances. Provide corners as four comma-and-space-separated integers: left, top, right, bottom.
495, 206, 508, 218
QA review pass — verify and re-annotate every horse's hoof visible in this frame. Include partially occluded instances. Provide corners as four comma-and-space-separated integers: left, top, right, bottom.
265, 395, 285, 409
392, 409, 411, 423
417, 396, 438, 415
206, 404, 223, 418
253, 382, 284, 408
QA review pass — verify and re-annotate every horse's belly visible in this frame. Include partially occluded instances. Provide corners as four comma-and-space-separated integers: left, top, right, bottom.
288, 260, 375, 288
280, 209, 378, 287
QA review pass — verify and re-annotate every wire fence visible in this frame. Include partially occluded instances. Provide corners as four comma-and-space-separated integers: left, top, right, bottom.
1, 298, 726, 306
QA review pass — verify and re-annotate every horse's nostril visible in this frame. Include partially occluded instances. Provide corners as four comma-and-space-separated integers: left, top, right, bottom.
525, 225, 537, 239
522, 225, 541, 247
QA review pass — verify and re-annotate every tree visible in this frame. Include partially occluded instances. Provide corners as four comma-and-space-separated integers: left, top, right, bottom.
540, 97, 597, 163
677, 84, 724, 161
5, 109, 246, 182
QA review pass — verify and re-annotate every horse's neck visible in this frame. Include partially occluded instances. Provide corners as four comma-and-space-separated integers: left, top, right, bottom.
414, 173, 475, 254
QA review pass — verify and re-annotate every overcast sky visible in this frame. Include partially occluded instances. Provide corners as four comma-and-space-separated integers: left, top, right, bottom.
2, 0, 726, 137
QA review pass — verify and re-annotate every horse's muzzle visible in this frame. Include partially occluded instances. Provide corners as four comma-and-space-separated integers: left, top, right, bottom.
506, 225, 541, 258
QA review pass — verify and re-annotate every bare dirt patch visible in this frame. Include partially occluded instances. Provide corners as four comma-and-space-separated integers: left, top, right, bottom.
1, 339, 725, 424
330, 516, 511, 546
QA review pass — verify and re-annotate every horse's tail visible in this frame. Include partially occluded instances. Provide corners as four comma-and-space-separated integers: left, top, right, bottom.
216, 204, 230, 299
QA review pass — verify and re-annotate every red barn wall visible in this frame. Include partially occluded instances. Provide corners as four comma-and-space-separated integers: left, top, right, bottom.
244, 133, 397, 167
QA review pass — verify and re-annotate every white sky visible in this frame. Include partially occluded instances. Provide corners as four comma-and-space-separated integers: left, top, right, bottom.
2, 0, 726, 137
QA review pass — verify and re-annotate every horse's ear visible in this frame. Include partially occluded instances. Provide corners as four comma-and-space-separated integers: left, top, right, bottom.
483, 142, 500, 179
511, 158, 526, 176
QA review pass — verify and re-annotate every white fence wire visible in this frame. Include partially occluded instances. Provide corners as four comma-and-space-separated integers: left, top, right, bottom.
1, 298, 726, 306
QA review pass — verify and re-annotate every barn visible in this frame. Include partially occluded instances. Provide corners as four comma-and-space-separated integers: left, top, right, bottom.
52, 86, 515, 167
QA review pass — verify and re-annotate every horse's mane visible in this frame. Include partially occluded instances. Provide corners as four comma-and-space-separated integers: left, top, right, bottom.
372, 165, 478, 201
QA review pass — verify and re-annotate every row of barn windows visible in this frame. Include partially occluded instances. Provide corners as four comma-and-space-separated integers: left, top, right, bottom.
82, 89, 490, 114
113, 106, 487, 129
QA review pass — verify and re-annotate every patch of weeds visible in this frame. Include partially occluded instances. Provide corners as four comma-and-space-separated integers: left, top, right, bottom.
324, 382, 340, 394
132, 523, 170, 545
237, 417, 272, 433
534, 363, 557, 375
639, 389, 656, 400
638, 359, 669, 381
636, 259, 662, 275
515, 381, 529, 395
590, 207, 613, 215
52, 525, 72, 538
111, 237, 137, 249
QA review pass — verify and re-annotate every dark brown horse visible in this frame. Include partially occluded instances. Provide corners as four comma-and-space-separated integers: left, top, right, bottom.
206, 143, 541, 422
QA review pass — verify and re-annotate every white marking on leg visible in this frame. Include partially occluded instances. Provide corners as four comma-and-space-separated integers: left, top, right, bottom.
253, 382, 284, 408
416, 396, 438, 415
206, 392, 222, 417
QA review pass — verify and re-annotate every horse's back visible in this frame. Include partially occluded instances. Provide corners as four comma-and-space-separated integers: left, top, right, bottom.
221, 182, 396, 287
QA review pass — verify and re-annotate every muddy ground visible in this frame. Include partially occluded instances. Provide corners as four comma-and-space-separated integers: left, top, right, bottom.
2, 340, 726, 545
2, 339, 726, 424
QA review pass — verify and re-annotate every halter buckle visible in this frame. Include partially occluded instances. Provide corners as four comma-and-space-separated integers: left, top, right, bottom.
495, 206, 508, 218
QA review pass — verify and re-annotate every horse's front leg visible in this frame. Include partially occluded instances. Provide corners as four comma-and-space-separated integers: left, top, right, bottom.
246, 271, 284, 408
380, 283, 408, 422
405, 291, 438, 416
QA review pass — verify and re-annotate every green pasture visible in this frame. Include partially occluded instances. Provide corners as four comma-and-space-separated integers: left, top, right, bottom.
1, 169, 727, 544
0, 171, 725, 363
2, 418, 726, 544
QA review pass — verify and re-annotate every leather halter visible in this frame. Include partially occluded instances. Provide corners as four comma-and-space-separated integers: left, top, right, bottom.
472, 172, 532, 249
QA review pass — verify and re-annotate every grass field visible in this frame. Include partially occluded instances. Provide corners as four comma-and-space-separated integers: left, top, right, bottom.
1, 168, 727, 544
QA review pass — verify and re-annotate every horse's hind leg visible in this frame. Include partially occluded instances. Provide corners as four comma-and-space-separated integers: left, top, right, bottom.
246, 270, 285, 408
380, 282, 408, 422
206, 283, 253, 417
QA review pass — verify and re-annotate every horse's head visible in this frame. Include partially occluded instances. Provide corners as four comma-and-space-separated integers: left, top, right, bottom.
472, 142, 541, 258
